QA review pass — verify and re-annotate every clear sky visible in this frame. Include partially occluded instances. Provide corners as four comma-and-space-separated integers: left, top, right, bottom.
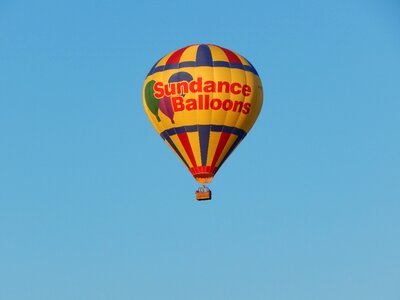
1, 0, 399, 299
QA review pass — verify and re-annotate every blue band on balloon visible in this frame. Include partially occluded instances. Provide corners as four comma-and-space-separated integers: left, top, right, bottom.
147, 61, 258, 76
161, 125, 247, 139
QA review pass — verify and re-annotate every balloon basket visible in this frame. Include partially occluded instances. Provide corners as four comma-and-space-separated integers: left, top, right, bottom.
195, 186, 212, 201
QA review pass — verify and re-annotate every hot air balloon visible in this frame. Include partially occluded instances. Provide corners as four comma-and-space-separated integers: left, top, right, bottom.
142, 44, 263, 201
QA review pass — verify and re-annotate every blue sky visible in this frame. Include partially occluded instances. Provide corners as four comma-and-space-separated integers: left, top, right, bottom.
1, 0, 399, 299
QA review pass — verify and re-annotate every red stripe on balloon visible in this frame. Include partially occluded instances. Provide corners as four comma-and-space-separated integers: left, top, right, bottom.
177, 132, 198, 168
219, 47, 242, 64
210, 132, 231, 169
165, 46, 190, 65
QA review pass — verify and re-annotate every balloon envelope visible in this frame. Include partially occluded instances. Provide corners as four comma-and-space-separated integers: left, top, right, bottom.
143, 44, 263, 183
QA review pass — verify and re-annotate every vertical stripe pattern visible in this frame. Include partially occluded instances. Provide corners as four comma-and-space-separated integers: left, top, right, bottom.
146, 44, 258, 76
160, 125, 247, 182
